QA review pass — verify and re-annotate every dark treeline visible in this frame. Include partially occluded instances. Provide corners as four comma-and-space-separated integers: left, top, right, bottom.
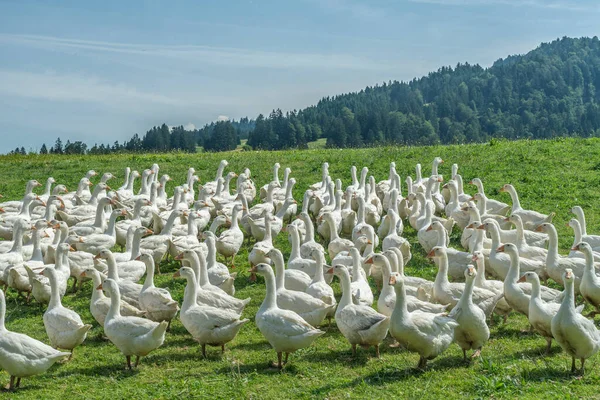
20, 36, 600, 156
247, 36, 600, 149
31, 118, 253, 155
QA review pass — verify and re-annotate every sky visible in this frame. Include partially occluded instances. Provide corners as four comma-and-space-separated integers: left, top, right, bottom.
0, 0, 599, 153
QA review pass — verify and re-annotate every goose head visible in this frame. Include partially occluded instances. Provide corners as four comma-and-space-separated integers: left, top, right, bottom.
389, 271, 405, 287
250, 263, 272, 278
173, 266, 195, 280
97, 278, 118, 293
426, 246, 446, 259
535, 223, 551, 233
464, 265, 476, 280
94, 249, 113, 261
518, 271, 538, 284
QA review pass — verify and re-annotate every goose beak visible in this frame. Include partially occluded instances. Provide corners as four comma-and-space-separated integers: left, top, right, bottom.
389, 275, 396, 285
69, 246, 76, 252
94, 254, 101, 260
476, 224, 486, 230
39, 269, 45, 276
326, 267, 334, 275
426, 249, 435, 259
571, 245, 580, 251
249, 265, 258, 273
80, 272, 86, 278
173, 271, 181, 278
517, 275, 526, 283
467, 267, 475, 276
96, 284, 103, 290
135, 255, 141, 261
78, 237, 84, 243
366, 240, 373, 245
471, 254, 478, 262
466, 223, 474, 229
365, 257, 374, 264
468, 180, 473, 185
426, 225, 433, 232
535, 225, 544, 232
174, 253, 184, 261
145, 229, 153, 236
497, 245, 506, 253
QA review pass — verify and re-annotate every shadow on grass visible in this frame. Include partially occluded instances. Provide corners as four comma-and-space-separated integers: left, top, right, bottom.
216, 360, 301, 376
55, 361, 141, 379
521, 366, 583, 382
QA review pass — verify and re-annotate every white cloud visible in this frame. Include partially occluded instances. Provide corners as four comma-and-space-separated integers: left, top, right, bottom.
408, 0, 599, 11
0, 34, 394, 72
310, 0, 387, 20
217, 115, 229, 121
0, 69, 182, 107
183, 122, 196, 130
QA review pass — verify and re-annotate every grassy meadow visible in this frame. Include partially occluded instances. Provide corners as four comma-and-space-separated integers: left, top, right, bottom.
2, 137, 600, 399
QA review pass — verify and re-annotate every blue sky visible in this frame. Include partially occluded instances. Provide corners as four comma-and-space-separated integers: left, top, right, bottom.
0, 0, 598, 153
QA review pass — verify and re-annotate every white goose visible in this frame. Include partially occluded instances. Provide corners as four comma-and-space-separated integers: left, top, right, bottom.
448, 265, 490, 361
329, 264, 389, 358
80, 268, 144, 326
499, 184, 554, 230
267, 248, 311, 293
571, 206, 600, 248
215, 204, 244, 267
252, 263, 325, 369
573, 242, 600, 316
204, 232, 236, 296
270, 250, 334, 327
94, 250, 143, 308
519, 271, 580, 354
428, 247, 504, 318
496, 243, 561, 318
551, 269, 600, 375
389, 272, 458, 369
98, 279, 168, 369
468, 178, 510, 216
175, 250, 250, 316
369, 253, 447, 316
0, 289, 70, 390
286, 224, 318, 278
174, 266, 248, 357
320, 212, 354, 259
41, 267, 91, 357
138, 254, 179, 328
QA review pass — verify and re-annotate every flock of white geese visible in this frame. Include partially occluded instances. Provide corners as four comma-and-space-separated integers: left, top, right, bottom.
1, 158, 600, 390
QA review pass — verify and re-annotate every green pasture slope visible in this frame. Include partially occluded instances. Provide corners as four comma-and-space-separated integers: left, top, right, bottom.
1, 137, 600, 399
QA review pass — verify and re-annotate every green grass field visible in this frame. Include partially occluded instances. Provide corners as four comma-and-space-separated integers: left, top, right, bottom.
2, 137, 600, 399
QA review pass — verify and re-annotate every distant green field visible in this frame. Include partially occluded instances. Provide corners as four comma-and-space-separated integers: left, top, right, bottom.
1, 137, 600, 398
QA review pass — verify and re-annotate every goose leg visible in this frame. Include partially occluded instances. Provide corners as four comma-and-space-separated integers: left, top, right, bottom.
375, 344, 380, 359
69, 349, 74, 360
71, 277, 78, 293
571, 357, 576, 373
6, 376, 15, 390
221, 344, 225, 354
277, 352, 283, 369
249, 263, 257, 282
15, 378, 20, 388
284, 352, 289, 364
201, 344, 207, 358
417, 356, 427, 370
351, 344, 357, 357
126, 355, 132, 370
545, 338, 552, 354
580, 358, 586, 375
134, 356, 140, 368
167, 320, 172, 332
231, 253, 237, 269
463, 349, 468, 362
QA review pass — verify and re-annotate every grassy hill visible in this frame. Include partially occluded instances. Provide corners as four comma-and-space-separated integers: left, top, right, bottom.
2, 137, 600, 398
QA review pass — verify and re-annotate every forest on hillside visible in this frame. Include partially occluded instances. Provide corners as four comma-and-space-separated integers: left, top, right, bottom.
14, 36, 600, 155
